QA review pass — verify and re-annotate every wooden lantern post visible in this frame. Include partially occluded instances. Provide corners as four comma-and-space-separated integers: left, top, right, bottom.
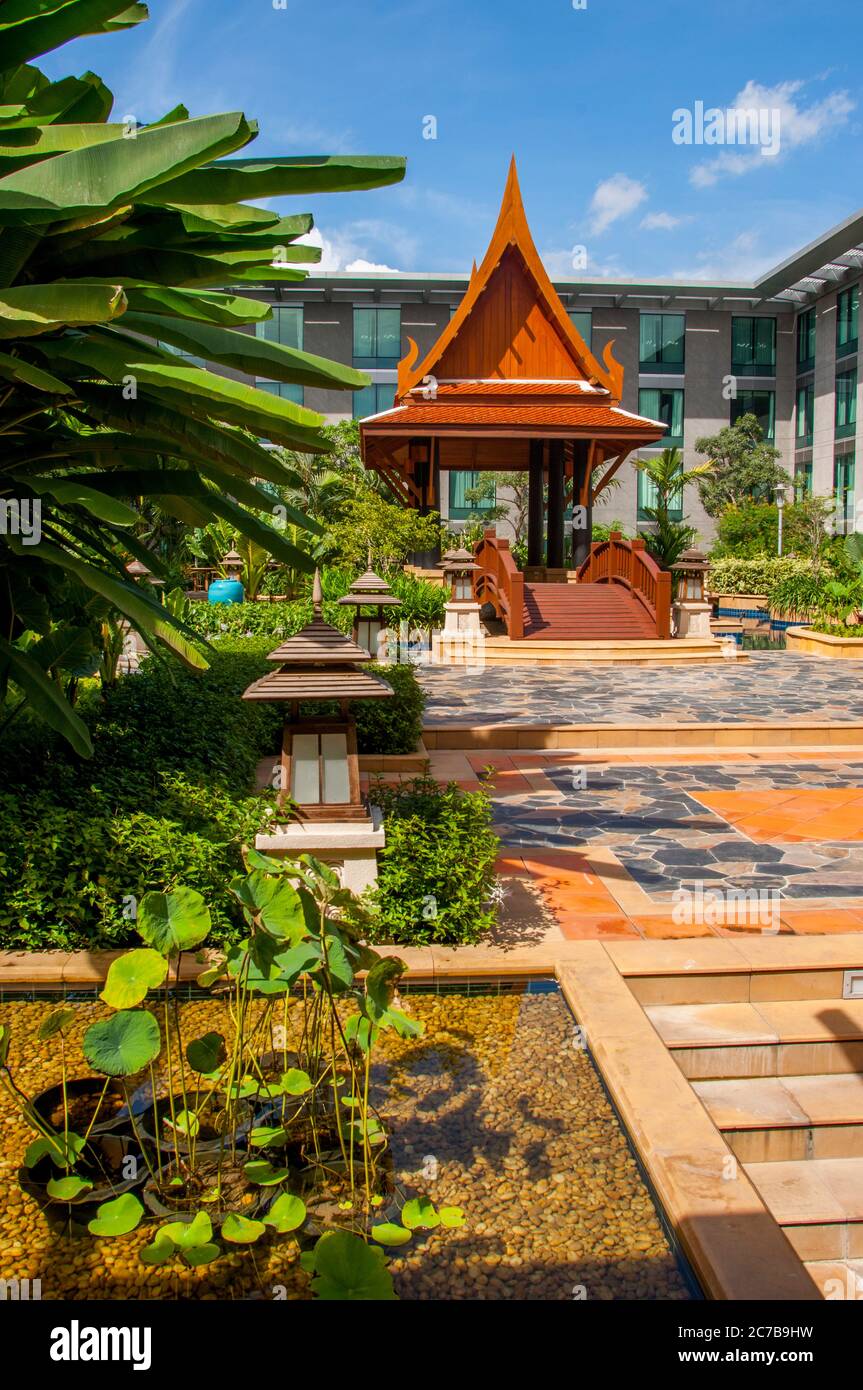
337, 565, 402, 662
243, 572, 393, 840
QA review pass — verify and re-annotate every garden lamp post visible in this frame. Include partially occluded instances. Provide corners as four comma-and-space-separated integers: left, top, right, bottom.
241, 570, 392, 892
435, 547, 483, 665
337, 564, 402, 662
775, 482, 787, 557
670, 547, 712, 639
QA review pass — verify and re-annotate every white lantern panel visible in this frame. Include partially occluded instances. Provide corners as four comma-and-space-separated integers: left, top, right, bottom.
321, 731, 350, 804
291, 733, 321, 804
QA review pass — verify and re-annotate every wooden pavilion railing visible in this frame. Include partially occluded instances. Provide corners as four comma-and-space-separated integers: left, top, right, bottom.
576, 531, 672, 639
474, 528, 525, 639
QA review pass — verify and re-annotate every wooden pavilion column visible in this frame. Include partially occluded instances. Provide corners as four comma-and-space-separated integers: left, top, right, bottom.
546, 439, 566, 570
410, 436, 440, 568
527, 438, 544, 568
570, 439, 592, 569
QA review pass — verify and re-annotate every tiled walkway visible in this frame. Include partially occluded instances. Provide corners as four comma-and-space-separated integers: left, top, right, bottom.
409, 749, 863, 943
420, 652, 863, 726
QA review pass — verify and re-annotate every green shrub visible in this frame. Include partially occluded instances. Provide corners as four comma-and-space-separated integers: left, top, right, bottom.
707, 554, 812, 596
353, 663, 425, 755
363, 777, 499, 945
187, 598, 353, 641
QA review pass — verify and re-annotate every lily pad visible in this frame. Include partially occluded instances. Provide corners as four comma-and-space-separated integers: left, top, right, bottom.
88, 1193, 145, 1237
186, 1031, 226, 1074
101, 949, 168, 1010
439, 1206, 466, 1228
371, 1222, 412, 1247
244, 1160, 290, 1186
37, 1007, 76, 1041
83, 1010, 161, 1076
166, 1109, 199, 1138
24, 1132, 86, 1168
46, 1175, 93, 1202
264, 1192, 306, 1233
281, 1067, 312, 1095
137, 886, 212, 955
310, 1230, 396, 1301
401, 1197, 440, 1231
221, 1213, 266, 1244
182, 1242, 221, 1267
140, 1236, 175, 1266
249, 1125, 289, 1148
160, 1210, 213, 1250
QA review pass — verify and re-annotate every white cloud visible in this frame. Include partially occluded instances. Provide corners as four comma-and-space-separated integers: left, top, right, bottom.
666, 230, 791, 282
540, 247, 631, 279
689, 78, 855, 187
640, 211, 685, 231
345, 258, 400, 274
587, 174, 647, 235
297, 225, 404, 273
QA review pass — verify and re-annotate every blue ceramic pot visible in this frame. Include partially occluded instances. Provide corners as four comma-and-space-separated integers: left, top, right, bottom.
208, 577, 245, 605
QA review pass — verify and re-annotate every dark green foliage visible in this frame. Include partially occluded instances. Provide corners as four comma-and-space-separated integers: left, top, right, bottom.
363, 778, 499, 945
0, 638, 425, 949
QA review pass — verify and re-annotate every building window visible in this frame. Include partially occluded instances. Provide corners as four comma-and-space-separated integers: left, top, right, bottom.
731, 389, 775, 441
794, 461, 813, 498
448, 471, 496, 519
796, 308, 816, 374
257, 305, 303, 350
352, 382, 396, 419
639, 313, 685, 372
637, 463, 683, 523
257, 380, 304, 406
731, 316, 776, 376
837, 285, 859, 359
568, 309, 592, 347
795, 382, 814, 448
353, 308, 401, 369
638, 387, 684, 446
834, 451, 856, 533
836, 367, 858, 440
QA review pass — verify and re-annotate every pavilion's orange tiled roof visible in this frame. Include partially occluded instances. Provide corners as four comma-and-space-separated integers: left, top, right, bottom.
363, 399, 665, 435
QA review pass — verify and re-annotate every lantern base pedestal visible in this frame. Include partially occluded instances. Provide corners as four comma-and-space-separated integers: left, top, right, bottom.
442, 601, 482, 636
255, 814, 385, 895
673, 600, 714, 639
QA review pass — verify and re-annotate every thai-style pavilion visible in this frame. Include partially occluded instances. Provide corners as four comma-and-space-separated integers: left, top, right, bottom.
359, 159, 674, 642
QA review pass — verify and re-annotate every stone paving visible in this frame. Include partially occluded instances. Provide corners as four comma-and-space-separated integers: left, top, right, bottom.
420, 652, 863, 726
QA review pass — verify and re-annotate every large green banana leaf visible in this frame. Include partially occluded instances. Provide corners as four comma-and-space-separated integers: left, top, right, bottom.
0, 111, 256, 221
0, 0, 146, 69
145, 155, 407, 205
0, 633, 92, 755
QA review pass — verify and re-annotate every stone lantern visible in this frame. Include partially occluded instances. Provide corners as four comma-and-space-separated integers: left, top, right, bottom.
671, 547, 712, 638
337, 565, 402, 663
441, 548, 481, 632
125, 558, 164, 589
241, 572, 392, 892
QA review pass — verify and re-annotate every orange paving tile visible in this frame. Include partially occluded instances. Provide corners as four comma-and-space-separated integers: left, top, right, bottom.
631, 915, 717, 939
696, 789, 863, 842
778, 909, 863, 935
555, 914, 640, 939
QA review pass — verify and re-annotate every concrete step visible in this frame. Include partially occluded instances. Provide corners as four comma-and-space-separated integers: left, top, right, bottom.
693, 1073, 863, 1161
473, 637, 731, 665
745, 1157, 863, 1261
645, 999, 863, 1079
804, 1259, 863, 1299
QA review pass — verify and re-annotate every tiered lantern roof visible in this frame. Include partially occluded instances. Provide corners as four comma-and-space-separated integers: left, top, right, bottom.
337, 568, 402, 609
242, 573, 394, 704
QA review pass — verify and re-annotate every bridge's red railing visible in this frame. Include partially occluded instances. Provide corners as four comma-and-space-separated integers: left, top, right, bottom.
576, 531, 672, 639
474, 528, 525, 639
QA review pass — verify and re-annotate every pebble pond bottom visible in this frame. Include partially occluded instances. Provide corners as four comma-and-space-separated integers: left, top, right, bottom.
0, 983, 692, 1301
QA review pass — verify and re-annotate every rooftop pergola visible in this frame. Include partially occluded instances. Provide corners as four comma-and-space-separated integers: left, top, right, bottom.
359, 158, 666, 571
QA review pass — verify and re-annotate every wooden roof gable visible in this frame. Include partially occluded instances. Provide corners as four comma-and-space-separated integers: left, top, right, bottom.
397, 158, 624, 401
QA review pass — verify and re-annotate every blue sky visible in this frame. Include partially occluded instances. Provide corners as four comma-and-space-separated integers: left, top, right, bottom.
42, 0, 862, 283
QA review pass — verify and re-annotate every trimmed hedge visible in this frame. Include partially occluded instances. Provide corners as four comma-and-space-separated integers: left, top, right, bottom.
363, 777, 499, 945
707, 555, 813, 596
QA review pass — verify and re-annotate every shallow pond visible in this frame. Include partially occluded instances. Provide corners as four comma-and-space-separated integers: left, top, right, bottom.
0, 986, 691, 1301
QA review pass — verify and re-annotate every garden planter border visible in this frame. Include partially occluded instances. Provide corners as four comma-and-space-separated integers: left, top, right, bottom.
785, 626, 863, 659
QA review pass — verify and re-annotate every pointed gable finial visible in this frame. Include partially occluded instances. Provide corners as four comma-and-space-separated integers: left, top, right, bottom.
312, 567, 323, 616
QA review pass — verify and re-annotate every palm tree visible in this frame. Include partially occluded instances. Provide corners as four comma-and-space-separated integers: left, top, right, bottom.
634, 448, 713, 568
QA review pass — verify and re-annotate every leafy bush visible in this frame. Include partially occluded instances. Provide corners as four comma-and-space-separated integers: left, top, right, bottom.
0, 638, 424, 949
187, 598, 353, 641
707, 555, 812, 596
363, 778, 499, 944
